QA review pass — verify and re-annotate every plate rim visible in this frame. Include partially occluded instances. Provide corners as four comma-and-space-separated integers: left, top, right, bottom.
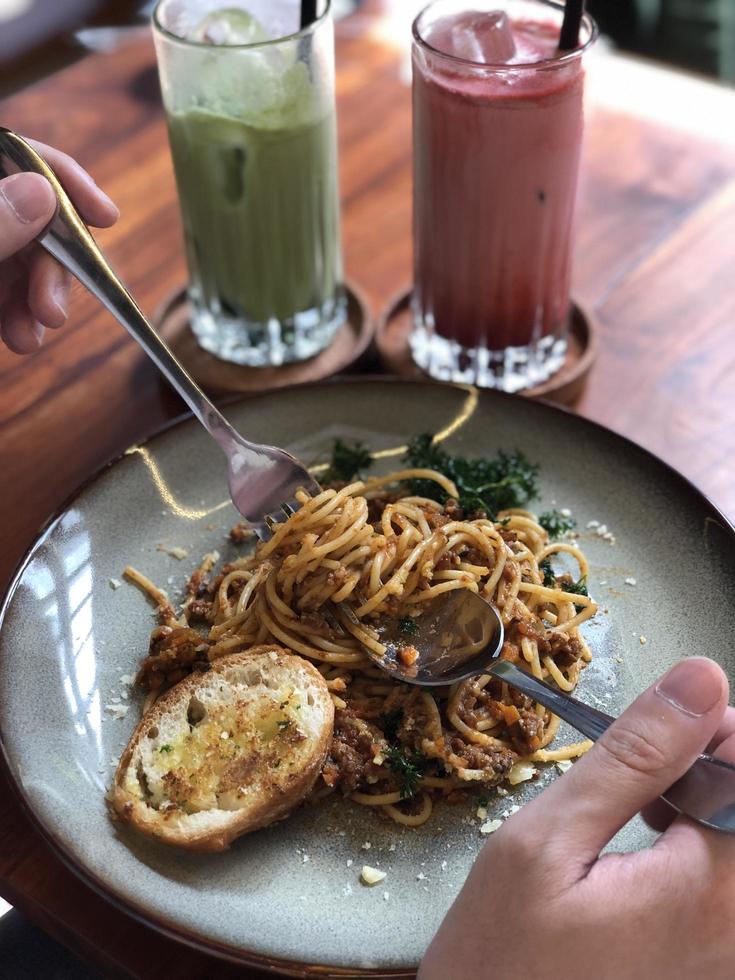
2, 375, 735, 976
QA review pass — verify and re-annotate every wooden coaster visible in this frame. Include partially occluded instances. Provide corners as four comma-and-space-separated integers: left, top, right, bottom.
153, 282, 373, 394
376, 289, 598, 405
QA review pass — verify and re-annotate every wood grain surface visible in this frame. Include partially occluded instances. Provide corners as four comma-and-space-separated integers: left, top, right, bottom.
1, 3, 734, 976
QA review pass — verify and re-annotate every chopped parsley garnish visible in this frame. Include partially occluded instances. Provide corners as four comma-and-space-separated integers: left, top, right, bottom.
539, 509, 576, 538
324, 438, 373, 483
385, 745, 426, 799
564, 575, 588, 598
402, 434, 539, 517
380, 708, 404, 743
563, 575, 589, 613
539, 558, 556, 589
398, 617, 418, 636
159, 744, 173, 754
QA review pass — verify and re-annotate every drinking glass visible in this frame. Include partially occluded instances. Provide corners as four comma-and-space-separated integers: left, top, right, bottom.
153, 0, 345, 366
411, 0, 597, 391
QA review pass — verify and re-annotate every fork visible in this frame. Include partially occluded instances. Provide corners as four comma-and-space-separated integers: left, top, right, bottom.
0, 129, 320, 539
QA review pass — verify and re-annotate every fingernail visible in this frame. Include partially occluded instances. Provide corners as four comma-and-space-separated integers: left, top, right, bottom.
52, 279, 69, 322
1, 173, 53, 223
655, 659, 723, 717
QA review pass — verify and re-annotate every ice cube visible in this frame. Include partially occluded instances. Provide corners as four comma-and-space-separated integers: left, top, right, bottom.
449, 11, 517, 64
191, 8, 270, 46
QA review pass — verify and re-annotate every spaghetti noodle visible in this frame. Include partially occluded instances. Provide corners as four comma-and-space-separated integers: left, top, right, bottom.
125, 464, 597, 827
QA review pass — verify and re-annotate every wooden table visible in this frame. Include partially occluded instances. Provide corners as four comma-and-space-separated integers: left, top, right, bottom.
1, 4, 735, 976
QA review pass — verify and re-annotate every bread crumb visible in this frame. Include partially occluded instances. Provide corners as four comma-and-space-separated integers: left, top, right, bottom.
105, 704, 129, 720
556, 760, 573, 773
476, 806, 488, 820
109, 578, 121, 590
480, 819, 503, 835
156, 544, 189, 560
496, 786, 508, 797
508, 761, 537, 785
361, 841, 371, 850
361, 866, 386, 886
639, 636, 647, 645
383, 892, 390, 901
625, 577, 637, 586
501, 804, 521, 818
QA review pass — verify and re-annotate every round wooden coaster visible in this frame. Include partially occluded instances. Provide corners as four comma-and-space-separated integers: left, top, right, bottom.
153, 282, 373, 394
376, 289, 598, 405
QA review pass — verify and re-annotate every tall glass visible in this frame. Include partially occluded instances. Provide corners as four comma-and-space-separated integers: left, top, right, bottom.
411, 0, 597, 391
153, 1, 345, 366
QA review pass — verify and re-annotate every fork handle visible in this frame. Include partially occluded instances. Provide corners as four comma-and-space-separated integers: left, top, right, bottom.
491, 659, 735, 834
0, 128, 240, 456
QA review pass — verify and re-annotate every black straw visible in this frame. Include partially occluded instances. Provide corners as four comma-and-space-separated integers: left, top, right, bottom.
558, 0, 584, 51
300, 0, 318, 30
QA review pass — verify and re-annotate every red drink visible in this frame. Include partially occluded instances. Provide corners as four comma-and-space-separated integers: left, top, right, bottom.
411, 1, 597, 390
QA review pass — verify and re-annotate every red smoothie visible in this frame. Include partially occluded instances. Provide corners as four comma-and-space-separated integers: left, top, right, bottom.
411, 2, 594, 387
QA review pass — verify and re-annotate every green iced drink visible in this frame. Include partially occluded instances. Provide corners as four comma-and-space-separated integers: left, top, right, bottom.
153, 4, 344, 365
167, 103, 340, 324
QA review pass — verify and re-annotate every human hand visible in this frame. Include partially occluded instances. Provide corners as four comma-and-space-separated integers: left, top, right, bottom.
0, 139, 118, 354
419, 657, 735, 980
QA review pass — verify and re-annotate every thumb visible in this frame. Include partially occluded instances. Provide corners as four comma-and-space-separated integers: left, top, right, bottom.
514, 657, 728, 869
0, 173, 56, 261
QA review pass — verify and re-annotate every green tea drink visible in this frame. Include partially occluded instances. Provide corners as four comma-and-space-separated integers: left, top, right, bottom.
153, 3, 344, 366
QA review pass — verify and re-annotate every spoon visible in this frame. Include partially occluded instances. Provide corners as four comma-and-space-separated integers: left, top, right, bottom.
357, 590, 735, 834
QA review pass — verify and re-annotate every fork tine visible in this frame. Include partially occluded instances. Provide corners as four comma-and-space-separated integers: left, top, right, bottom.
281, 501, 297, 518
322, 605, 344, 634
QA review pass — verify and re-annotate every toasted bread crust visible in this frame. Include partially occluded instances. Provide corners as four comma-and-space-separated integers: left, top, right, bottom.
111, 645, 334, 852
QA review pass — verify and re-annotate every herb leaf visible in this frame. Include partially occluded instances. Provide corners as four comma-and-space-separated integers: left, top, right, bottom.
564, 575, 588, 598
385, 745, 426, 799
539, 558, 556, 589
159, 744, 173, 754
562, 575, 588, 613
539, 509, 576, 539
402, 435, 539, 517
324, 439, 373, 483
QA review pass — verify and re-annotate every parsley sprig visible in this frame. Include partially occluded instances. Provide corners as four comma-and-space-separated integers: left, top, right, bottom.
539, 509, 577, 539
324, 439, 373, 483
385, 745, 426, 800
402, 435, 539, 517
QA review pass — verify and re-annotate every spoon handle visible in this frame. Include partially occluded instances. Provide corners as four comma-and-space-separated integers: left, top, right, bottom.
491, 659, 735, 834
0, 128, 239, 455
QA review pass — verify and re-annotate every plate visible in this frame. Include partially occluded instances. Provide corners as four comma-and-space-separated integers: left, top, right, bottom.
2, 380, 735, 976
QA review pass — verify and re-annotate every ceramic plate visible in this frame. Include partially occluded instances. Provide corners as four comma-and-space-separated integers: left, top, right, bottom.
2, 380, 735, 976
